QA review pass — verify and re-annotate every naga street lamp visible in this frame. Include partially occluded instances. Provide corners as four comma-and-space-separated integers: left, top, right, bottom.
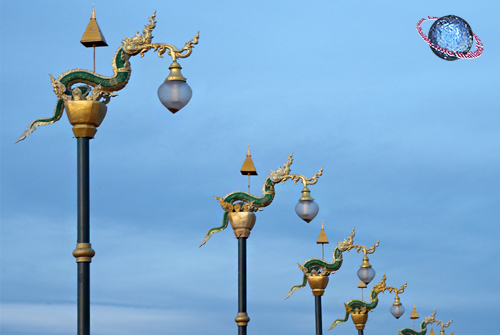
16, 9, 199, 144
200, 152, 323, 335
399, 309, 454, 335
284, 227, 380, 335
330, 274, 407, 335
15, 7, 199, 335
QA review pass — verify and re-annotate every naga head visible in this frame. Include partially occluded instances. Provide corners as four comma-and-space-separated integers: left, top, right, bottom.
337, 228, 355, 252
269, 153, 293, 183
423, 309, 437, 325
121, 11, 157, 56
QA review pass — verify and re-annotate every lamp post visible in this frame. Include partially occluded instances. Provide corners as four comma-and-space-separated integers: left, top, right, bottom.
16, 9, 199, 335
200, 152, 323, 335
284, 227, 379, 335
329, 274, 407, 335
399, 309, 454, 335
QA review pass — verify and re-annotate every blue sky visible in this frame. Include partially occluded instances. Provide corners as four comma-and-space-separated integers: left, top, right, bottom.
1, 0, 499, 334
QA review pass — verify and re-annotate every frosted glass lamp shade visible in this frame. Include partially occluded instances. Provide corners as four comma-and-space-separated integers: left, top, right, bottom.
295, 200, 319, 223
157, 80, 192, 113
357, 266, 376, 284
390, 304, 405, 319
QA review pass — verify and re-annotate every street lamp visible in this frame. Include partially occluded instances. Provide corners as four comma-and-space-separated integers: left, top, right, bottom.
330, 274, 407, 335
200, 152, 322, 335
157, 60, 193, 113
16, 10, 198, 143
15, 9, 199, 335
399, 309, 454, 335
284, 227, 379, 335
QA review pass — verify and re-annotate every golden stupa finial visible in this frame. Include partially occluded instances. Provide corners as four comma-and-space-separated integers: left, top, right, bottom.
429, 328, 436, 335
410, 304, 419, 319
316, 221, 329, 244
81, 0, 108, 48
240, 144, 257, 176
316, 220, 329, 260
357, 280, 367, 288
240, 144, 257, 193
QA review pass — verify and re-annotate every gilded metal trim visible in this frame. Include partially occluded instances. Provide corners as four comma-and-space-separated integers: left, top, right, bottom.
234, 312, 250, 326
72, 243, 95, 263
121, 11, 199, 62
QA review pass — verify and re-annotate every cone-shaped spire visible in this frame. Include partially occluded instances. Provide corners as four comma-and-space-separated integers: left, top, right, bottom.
410, 305, 419, 319
316, 221, 329, 244
240, 144, 257, 175
357, 280, 367, 288
81, 1, 108, 47
429, 328, 436, 335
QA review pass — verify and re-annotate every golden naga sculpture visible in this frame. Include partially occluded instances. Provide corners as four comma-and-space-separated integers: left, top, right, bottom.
16, 12, 199, 142
200, 153, 323, 246
330, 274, 407, 330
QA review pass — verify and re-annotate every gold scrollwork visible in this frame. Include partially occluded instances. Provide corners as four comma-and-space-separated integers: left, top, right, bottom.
373, 274, 407, 295
121, 11, 199, 62
337, 228, 379, 256
273, 152, 323, 187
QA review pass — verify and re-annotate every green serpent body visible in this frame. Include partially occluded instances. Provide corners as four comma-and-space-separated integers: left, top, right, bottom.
200, 176, 276, 247
284, 246, 344, 299
399, 321, 428, 335
330, 286, 380, 329
16, 46, 133, 143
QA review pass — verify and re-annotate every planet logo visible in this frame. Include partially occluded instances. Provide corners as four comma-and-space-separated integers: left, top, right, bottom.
416, 15, 483, 61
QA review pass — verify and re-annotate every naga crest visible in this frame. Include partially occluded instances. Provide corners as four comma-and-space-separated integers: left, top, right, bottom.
268, 152, 323, 186
372, 274, 407, 295
121, 12, 156, 56
337, 228, 356, 252
423, 309, 437, 325
121, 11, 199, 60
269, 153, 293, 183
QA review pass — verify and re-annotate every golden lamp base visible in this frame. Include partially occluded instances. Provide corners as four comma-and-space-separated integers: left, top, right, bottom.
228, 212, 256, 238
65, 100, 107, 138
307, 275, 329, 296
351, 312, 369, 330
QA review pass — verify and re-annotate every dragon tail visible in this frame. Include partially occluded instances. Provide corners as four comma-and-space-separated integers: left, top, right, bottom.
284, 271, 307, 300
329, 307, 350, 330
15, 99, 65, 143
199, 211, 229, 247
